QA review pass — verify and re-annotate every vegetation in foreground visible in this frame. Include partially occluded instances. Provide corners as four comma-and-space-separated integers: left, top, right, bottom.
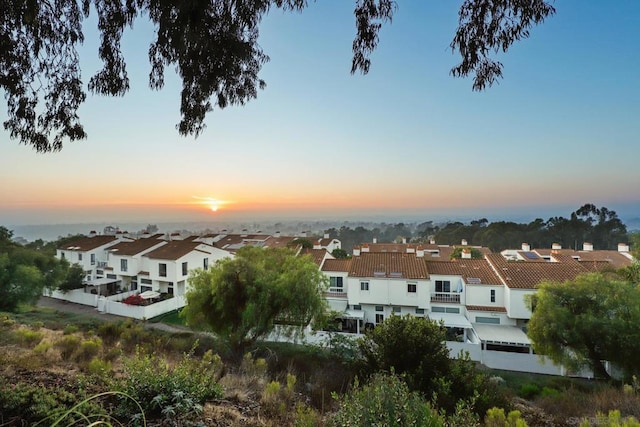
2, 307, 640, 426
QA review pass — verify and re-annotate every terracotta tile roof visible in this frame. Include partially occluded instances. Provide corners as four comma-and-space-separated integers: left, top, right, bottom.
263, 236, 297, 249
318, 237, 333, 246
59, 235, 118, 251
300, 248, 328, 267
144, 241, 204, 261
322, 259, 353, 272
108, 237, 165, 256
466, 305, 507, 313
349, 252, 429, 279
426, 259, 501, 285
579, 260, 614, 272
358, 243, 419, 253
486, 253, 589, 289
533, 248, 633, 269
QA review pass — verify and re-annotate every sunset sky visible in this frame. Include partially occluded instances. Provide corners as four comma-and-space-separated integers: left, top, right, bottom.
1, 0, 639, 227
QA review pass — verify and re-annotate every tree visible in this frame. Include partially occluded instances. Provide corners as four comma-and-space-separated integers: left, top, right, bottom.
527, 273, 640, 379
2, 0, 555, 152
331, 248, 349, 259
450, 247, 483, 259
182, 246, 328, 354
358, 315, 451, 398
0, 253, 45, 311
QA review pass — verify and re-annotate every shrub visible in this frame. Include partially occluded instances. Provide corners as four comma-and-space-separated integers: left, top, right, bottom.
87, 357, 112, 377
116, 348, 223, 420
262, 380, 285, 416
63, 324, 79, 335
55, 335, 81, 360
96, 321, 124, 346
33, 341, 52, 355
581, 410, 640, 427
74, 337, 103, 363
540, 386, 560, 398
14, 328, 44, 347
294, 402, 322, 427
485, 407, 529, 427
330, 373, 445, 427
519, 383, 541, 399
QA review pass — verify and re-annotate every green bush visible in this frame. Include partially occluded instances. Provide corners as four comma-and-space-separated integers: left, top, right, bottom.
33, 341, 52, 355
0, 381, 106, 425
96, 321, 124, 345
116, 348, 223, 420
485, 407, 529, 427
87, 357, 112, 377
540, 386, 560, 398
55, 334, 81, 360
74, 337, 103, 363
330, 373, 445, 427
519, 383, 541, 399
14, 328, 44, 347
63, 324, 79, 335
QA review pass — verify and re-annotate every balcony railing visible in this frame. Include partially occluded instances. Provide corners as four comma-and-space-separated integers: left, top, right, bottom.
431, 292, 461, 303
324, 291, 347, 299
97, 261, 108, 268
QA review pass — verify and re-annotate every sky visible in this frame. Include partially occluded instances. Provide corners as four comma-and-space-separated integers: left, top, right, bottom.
1, 0, 639, 227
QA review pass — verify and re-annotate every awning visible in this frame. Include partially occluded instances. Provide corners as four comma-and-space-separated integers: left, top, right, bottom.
343, 309, 365, 320
140, 290, 161, 300
428, 312, 472, 329
473, 324, 531, 346
85, 278, 120, 286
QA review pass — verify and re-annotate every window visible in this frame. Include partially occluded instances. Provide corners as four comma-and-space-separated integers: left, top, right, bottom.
445, 307, 460, 314
78, 253, 83, 261
203, 258, 209, 270
415, 308, 425, 315
90, 253, 95, 265
106, 274, 117, 279
407, 283, 417, 293
375, 314, 384, 324
360, 281, 369, 291
375, 305, 384, 312
168, 286, 174, 295
182, 262, 188, 276
330, 276, 344, 290
392, 306, 401, 314
61, 252, 65, 259
490, 289, 496, 303
141, 285, 152, 292
159, 263, 167, 277
121, 259, 128, 272
431, 306, 445, 313
476, 316, 500, 324
353, 304, 362, 310
140, 278, 152, 285
435, 280, 451, 293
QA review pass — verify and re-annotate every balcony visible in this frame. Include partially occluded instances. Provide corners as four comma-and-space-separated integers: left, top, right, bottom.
431, 292, 461, 304
97, 261, 108, 268
324, 290, 347, 299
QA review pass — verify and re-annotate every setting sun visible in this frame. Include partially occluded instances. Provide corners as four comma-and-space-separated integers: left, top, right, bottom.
192, 196, 229, 213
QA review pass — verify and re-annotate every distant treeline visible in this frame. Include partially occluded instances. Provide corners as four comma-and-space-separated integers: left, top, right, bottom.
325, 204, 632, 253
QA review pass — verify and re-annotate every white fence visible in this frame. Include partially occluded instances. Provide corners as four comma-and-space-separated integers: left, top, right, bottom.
45, 288, 186, 320
46, 289, 99, 307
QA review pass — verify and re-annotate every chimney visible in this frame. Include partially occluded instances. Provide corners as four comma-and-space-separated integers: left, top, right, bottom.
373, 237, 377, 244
241, 229, 248, 237
462, 248, 472, 259
618, 243, 630, 252
273, 231, 281, 238
361, 244, 370, 253
402, 237, 407, 244
521, 242, 530, 252
429, 238, 436, 245
89, 230, 97, 237
461, 239, 468, 246
416, 246, 425, 257
299, 231, 307, 238
353, 247, 361, 256
583, 242, 593, 251
552, 243, 562, 250
324, 233, 329, 239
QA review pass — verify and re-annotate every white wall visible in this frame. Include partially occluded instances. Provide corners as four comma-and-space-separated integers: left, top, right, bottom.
466, 284, 504, 307
506, 288, 536, 320
347, 277, 430, 309
47, 289, 99, 307
429, 274, 465, 305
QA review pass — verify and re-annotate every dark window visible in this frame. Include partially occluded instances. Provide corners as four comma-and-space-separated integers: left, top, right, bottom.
61, 252, 65, 259
203, 258, 209, 270
141, 285, 152, 292
435, 280, 451, 293
408, 283, 417, 293
159, 263, 167, 277
90, 253, 95, 265
445, 307, 460, 314
431, 306, 445, 313
140, 278, 152, 285
106, 274, 117, 279
353, 304, 362, 310
375, 305, 384, 312
392, 306, 401, 313
490, 289, 496, 303
476, 316, 500, 324
415, 308, 425, 315
121, 258, 128, 272
375, 314, 384, 324
182, 262, 188, 276
360, 281, 369, 291
78, 253, 83, 261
